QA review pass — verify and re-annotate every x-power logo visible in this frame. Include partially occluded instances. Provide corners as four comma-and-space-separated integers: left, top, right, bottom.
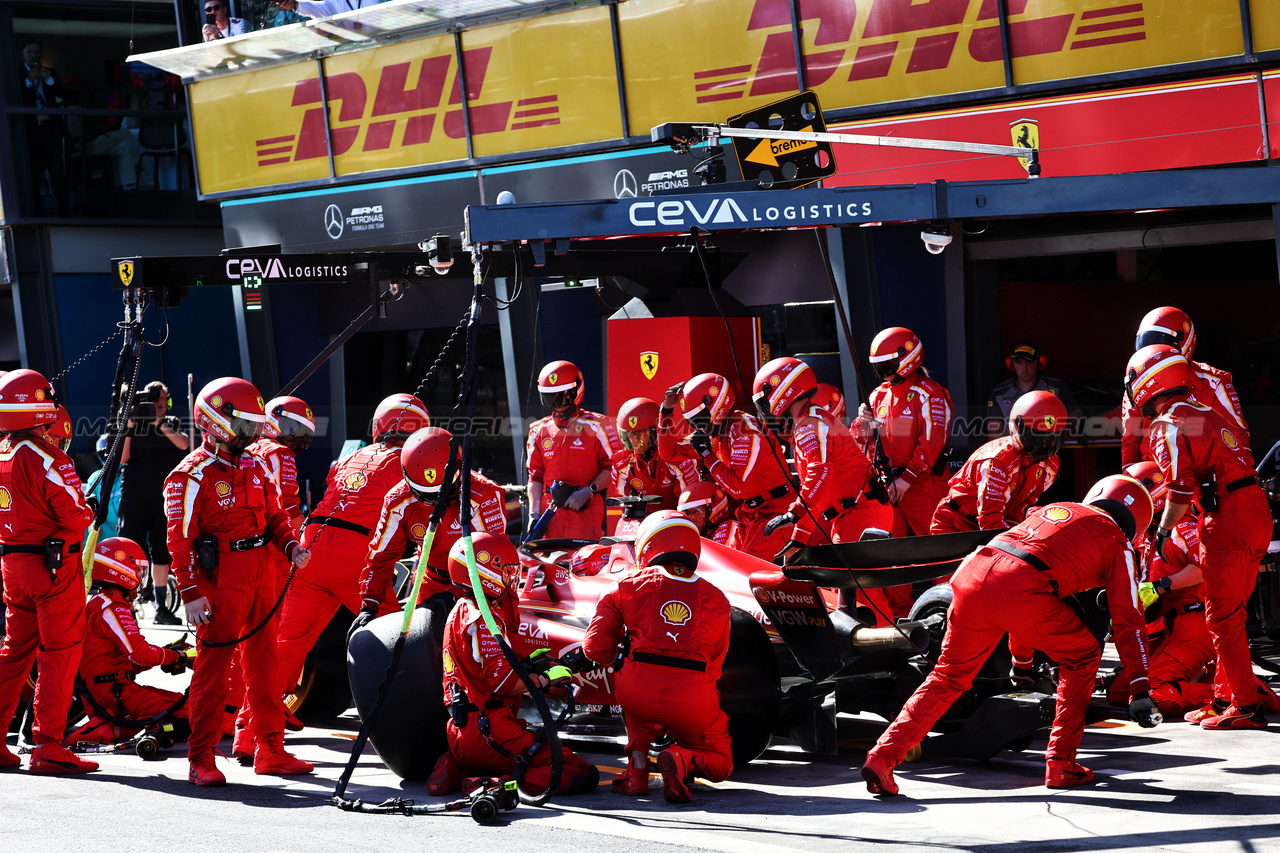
254, 47, 561, 167
696, 0, 1148, 103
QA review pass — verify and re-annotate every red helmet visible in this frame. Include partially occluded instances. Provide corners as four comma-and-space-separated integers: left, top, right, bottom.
0, 369, 58, 432
1123, 461, 1170, 513
195, 377, 265, 447
677, 481, 730, 530
373, 393, 430, 443
679, 373, 735, 433
635, 509, 702, 573
617, 397, 659, 455
264, 396, 315, 452
1136, 306, 1196, 358
1008, 391, 1068, 461
44, 405, 73, 453
570, 543, 612, 578
447, 532, 519, 600
1124, 345, 1191, 412
537, 361, 584, 412
1084, 474, 1154, 542
869, 327, 923, 383
91, 536, 147, 593
752, 357, 817, 418
812, 383, 846, 421
401, 427, 455, 503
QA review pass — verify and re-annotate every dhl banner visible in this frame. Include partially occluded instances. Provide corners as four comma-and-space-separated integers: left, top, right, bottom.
824, 74, 1267, 186
191, 0, 1258, 196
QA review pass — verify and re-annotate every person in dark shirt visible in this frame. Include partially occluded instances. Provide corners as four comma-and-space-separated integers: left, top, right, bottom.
118, 381, 189, 624
986, 341, 1083, 439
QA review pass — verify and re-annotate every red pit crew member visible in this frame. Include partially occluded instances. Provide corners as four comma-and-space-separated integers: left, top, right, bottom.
526, 361, 621, 540
68, 537, 193, 746
274, 393, 428, 706
857, 327, 953, 615
661, 373, 794, 561
862, 475, 1159, 796
353, 427, 507, 627
430, 533, 598, 796
0, 369, 96, 774
752, 357, 892, 561
166, 377, 313, 787
678, 481, 737, 546
612, 397, 701, 514
230, 396, 314, 763
1126, 344, 1273, 729
812, 382, 847, 423
1121, 307, 1248, 465
584, 511, 733, 803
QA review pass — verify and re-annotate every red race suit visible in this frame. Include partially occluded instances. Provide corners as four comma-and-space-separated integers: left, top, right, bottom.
1150, 400, 1269, 709
583, 564, 733, 784
165, 442, 301, 757
275, 443, 400, 696
526, 411, 621, 540
611, 449, 701, 513
868, 503, 1150, 773
1121, 361, 1248, 465
789, 405, 891, 545
357, 473, 507, 612
0, 436, 94, 746
441, 598, 596, 794
930, 436, 1058, 534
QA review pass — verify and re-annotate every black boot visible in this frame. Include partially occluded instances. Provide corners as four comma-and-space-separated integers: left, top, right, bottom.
154, 585, 181, 626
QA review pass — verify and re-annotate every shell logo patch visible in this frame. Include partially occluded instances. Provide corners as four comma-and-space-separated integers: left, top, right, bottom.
631, 477, 643, 489
660, 600, 692, 626
627, 415, 638, 429
115, 550, 127, 561
876, 405, 888, 419
1222, 429, 1239, 450
424, 468, 438, 484
709, 385, 719, 396
215, 482, 232, 497
35, 389, 45, 401
344, 472, 367, 490
0, 488, 11, 510
476, 550, 490, 564
1153, 471, 1165, 483
1183, 321, 1191, 332
541, 438, 553, 450
905, 341, 915, 350
410, 523, 426, 540
769, 376, 780, 386
211, 396, 223, 408
1043, 506, 1073, 523
548, 372, 558, 386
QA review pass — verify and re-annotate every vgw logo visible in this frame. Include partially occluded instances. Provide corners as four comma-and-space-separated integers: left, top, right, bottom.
697, 0, 1149, 103
256, 48, 563, 168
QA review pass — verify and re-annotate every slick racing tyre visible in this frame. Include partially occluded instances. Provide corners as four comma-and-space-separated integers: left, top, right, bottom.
718, 608, 781, 766
285, 607, 355, 724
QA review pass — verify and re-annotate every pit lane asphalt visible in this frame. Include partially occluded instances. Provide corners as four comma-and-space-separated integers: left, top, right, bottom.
3, 622, 1277, 853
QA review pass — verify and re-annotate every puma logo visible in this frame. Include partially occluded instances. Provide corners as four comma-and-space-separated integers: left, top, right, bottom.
666, 631, 680, 642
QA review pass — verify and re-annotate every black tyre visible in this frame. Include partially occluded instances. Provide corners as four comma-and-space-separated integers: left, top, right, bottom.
347, 599, 451, 780
718, 608, 781, 767
909, 583, 953, 666
285, 607, 355, 724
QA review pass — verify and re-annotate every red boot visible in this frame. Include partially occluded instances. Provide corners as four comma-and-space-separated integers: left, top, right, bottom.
1045, 758, 1094, 789
1200, 703, 1267, 730
254, 733, 314, 775
1255, 683, 1280, 715
611, 766, 651, 796
861, 750, 899, 796
65, 717, 118, 747
232, 726, 256, 766
189, 751, 226, 787
29, 744, 98, 775
427, 751, 463, 796
656, 749, 692, 804
1185, 699, 1228, 725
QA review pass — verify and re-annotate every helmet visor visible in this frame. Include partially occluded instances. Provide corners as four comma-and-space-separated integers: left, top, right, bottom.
227, 414, 263, 447
1135, 329, 1179, 351
1019, 427, 1065, 461
872, 358, 900, 381
540, 389, 576, 411
276, 418, 314, 452
407, 479, 441, 504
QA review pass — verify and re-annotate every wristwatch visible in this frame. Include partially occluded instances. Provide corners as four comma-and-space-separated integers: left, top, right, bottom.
588, 483, 600, 494
1156, 576, 1172, 595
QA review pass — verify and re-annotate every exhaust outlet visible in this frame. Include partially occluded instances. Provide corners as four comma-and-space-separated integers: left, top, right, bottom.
849, 620, 930, 654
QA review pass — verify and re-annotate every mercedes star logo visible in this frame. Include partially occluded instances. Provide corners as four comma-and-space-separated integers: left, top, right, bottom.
324, 204, 344, 240
614, 169, 638, 199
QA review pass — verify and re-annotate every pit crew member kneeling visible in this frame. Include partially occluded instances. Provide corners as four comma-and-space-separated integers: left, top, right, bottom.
584, 510, 733, 803
862, 475, 1159, 796
430, 533, 599, 797
68, 537, 194, 746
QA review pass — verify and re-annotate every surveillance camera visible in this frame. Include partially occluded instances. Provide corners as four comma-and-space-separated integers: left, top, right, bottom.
920, 225, 952, 255
424, 234, 453, 274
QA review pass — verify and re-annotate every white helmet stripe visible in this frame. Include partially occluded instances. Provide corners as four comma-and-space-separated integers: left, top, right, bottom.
540, 381, 578, 392
867, 351, 897, 363
676, 496, 711, 511
1133, 354, 1187, 390
637, 516, 700, 552
772, 363, 811, 404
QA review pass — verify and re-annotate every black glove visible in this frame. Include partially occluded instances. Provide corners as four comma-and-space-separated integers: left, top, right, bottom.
1152, 526, 1173, 560
763, 511, 796, 537
559, 648, 597, 674
1129, 691, 1161, 728
689, 432, 712, 459
347, 608, 377, 644
1010, 665, 1037, 690
85, 495, 100, 515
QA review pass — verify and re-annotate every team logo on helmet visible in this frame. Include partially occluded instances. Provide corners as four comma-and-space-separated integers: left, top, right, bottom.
1043, 506, 1073, 523
424, 468, 438, 484
904, 340, 915, 350
216, 482, 232, 497
34, 389, 44, 401
211, 396, 223, 408
0, 488, 10, 510
1043, 415, 1056, 430
410, 524, 426, 540
627, 416, 638, 429
640, 351, 659, 381
344, 473, 367, 490
256, 396, 264, 411
548, 372, 558, 385
1222, 429, 1239, 450
769, 376, 780, 386
305, 407, 314, 419
476, 550, 490, 564
660, 600, 692, 626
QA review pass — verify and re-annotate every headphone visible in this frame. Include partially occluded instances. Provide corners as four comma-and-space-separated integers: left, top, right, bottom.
1006, 342, 1047, 372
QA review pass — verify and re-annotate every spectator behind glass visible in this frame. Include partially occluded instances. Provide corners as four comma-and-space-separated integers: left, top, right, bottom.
18, 38, 69, 217
986, 340, 1084, 439
118, 381, 190, 624
202, 0, 246, 41
63, 75, 142, 191
271, 0, 390, 18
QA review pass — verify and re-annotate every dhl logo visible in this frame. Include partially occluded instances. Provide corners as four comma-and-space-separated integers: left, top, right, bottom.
256, 48, 562, 168
696, 0, 1148, 104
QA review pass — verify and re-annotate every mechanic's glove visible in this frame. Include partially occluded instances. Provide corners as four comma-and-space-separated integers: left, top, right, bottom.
664, 382, 685, 409
1152, 526, 1173, 560
772, 540, 803, 565
1137, 581, 1160, 611
764, 512, 797, 538
525, 647, 554, 673
347, 607, 378, 643
85, 495, 100, 515
559, 648, 597, 673
162, 647, 198, 675
1010, 664, 1038, 690
689, 432, 713, 459
184, 596, 212, 627
545, 665, 573, 688
1129, 691, 1162, 728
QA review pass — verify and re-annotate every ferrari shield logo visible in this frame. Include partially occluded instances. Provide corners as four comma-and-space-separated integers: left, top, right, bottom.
1010, 118, 1038, 173
1043, 415, 1056, 430
117, 260, 134, 287
640, 351, 659, 380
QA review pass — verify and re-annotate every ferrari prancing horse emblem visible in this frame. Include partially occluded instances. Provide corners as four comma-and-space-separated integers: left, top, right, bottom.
640, 351, 659, 381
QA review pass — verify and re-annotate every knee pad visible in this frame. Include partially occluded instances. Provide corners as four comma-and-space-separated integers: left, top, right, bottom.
566, 763, 600, 795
